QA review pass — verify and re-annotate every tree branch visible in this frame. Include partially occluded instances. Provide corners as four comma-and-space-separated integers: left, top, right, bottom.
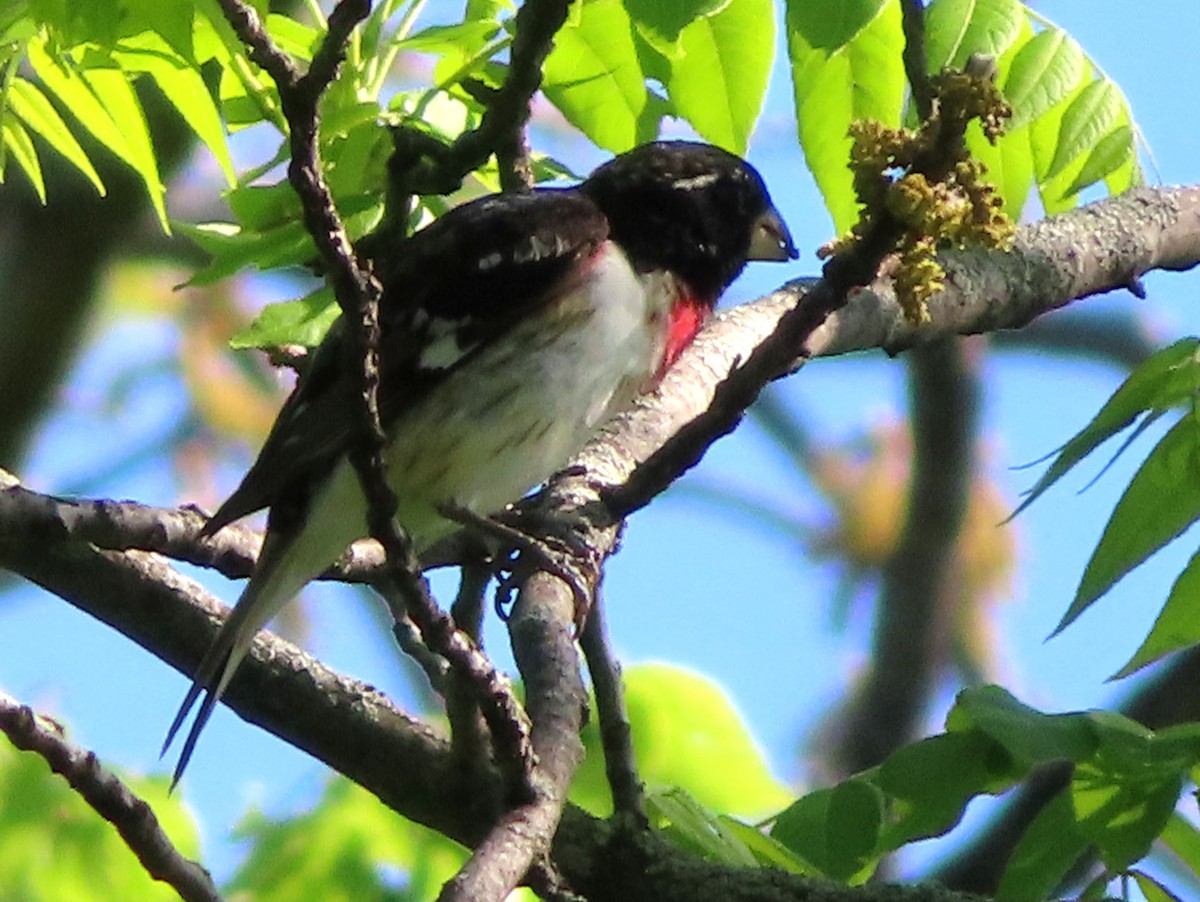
0, 693, 221, 902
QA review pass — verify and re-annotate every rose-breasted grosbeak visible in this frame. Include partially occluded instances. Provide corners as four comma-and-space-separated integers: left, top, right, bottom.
164, 140, 797, 783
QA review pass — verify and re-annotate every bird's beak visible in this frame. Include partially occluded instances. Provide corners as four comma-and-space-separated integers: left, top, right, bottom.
747, 206, 799, 262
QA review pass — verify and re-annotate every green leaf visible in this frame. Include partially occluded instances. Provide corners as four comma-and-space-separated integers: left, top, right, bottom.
80, 66, 166, 226
1113, 546, 1200, 679
230, 288, 338, 350
1, 115, 45, 200
624, 0, 731, 58
7, 76, 105, 195
180, 219, 314, 285
397, 20, 502, 54
114, 31, 236, 185
1159, 812, 1200, 885
923, 0, 1023, 72
996, 788, 1089, 902
1061, 122, 1134, 199
28, 38, 169, 228
771, 780, 883, 883
264, 12, 320, 59
120, 0, 198, 60
786, 0, 905, 232
542, 0, 647, 152
876, 731, 1012, 848
0, 738, 199, 901
1012, 338, 1200, 518
716, 817, 817, 874
1131, 871, 1186, 902
646, 788, 760, 867
786, 0, 887, 50
1044, 77, 1121, 182
1074, 757, 1184, 873
963, 15, 1033, 217
572, 664, 790, 818
1058, 413, 1200, 634
947, 685, 1100, 767
1003, 26, 1086, 128
231, 776, 468, 900
665, 0, 774, 154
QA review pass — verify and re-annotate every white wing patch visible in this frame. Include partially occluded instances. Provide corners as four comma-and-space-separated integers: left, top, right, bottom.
417, 315, 479, 370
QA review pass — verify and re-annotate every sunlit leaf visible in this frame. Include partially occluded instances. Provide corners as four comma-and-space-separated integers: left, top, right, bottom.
542, 0, 647, 151
924, 0, 1023, 72
786, 0, 905, 231
1003, 26, 1086, 128
1044, 77, 1121, 182
665, 0, 774, 154
1, 115, 44, 200
7, 76, 104, 195
625, 0, 731, 58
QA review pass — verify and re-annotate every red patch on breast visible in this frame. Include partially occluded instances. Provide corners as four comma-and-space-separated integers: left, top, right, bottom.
659, 295, 709, 378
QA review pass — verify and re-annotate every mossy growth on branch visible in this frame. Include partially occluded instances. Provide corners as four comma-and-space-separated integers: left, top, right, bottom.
822, 67, 1017, 324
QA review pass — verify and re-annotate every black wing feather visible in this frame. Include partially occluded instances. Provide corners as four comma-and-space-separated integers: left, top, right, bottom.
203, 188, 610, 536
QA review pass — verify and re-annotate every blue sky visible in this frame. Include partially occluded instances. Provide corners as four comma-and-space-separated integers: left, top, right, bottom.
3, 0, 1200, 887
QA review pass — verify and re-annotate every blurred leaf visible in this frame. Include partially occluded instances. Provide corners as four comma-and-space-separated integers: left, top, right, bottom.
1, 114, 44, 200
946, 685, 1100, 767
646, 788, 759, 867
230, 776, 468, 901
1074, 758, 1183, 874
0, 736, 200, 902
1131, 871, 1186, 902
572, 664, 790, 818
876, 731, 1012, 847
716, 817, 816, 874
786, 0, 905, 231
1159, 813, 1200, 888
665, 0, 774, 155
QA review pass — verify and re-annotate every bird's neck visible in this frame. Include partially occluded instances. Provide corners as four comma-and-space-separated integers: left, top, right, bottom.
658, 293, 710, 379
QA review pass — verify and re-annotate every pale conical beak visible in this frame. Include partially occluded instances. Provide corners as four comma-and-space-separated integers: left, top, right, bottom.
748, 206, 799, 262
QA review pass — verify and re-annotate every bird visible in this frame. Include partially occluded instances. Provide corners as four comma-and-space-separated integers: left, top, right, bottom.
163, 140, 798, 785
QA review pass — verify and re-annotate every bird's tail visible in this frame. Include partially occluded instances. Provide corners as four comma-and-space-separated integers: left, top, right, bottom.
161, 518, 345, 789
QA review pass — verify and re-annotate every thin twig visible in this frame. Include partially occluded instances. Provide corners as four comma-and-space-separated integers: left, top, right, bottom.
579, 590, 646, 823
0, 693, 222, 902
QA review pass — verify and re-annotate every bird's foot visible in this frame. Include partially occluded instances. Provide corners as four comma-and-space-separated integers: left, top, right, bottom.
436, 501, 596, 632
